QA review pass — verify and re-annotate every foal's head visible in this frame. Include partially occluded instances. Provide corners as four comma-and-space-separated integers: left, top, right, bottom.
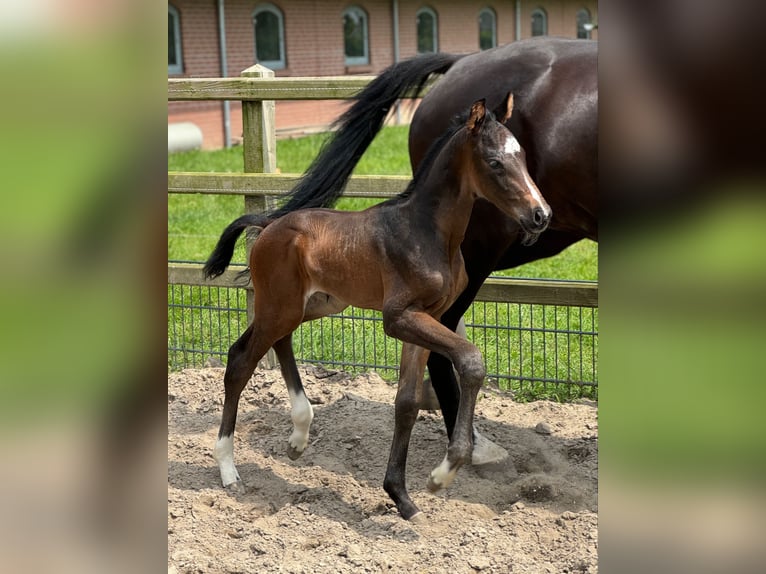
462, 94, 551, 242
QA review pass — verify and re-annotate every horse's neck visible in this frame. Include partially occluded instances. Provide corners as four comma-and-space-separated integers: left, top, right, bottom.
409, 152, 476, 251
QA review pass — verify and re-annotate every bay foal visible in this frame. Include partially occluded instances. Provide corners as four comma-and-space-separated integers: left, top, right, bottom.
204, 96, 550, 520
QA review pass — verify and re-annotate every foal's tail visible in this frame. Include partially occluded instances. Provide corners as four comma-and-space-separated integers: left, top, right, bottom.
268, 52, 463, 219
203, 214, 271, 279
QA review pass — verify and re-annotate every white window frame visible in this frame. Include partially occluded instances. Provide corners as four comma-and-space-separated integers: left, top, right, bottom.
478, 7, 497, 50
576, 8, 592, 39
168, 5, 183, 75
416, 7, 439, 54
343, 6, 370, 66
531, 7, 548, 37
254, 3, 286, 70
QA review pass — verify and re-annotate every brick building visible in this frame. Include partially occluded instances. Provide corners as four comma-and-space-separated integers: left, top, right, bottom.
168, 1, 597, 149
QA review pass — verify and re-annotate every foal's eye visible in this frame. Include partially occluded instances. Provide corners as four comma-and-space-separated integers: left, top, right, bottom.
488, 159, 502, 169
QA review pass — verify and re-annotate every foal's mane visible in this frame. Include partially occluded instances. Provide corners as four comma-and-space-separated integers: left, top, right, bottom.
395, 107, 496, 202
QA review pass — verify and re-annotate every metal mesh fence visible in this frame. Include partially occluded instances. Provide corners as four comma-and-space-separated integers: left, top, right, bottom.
168, 282, 597, 401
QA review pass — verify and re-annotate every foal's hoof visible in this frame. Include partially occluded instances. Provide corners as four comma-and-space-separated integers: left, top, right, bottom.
397, 501, 423, 522
427, 462, 458, 492
426, 474, 443, 493
426, 472, 454, 493
407, 511, 425, 524
286, 444, 305, 460
224, 479, 246, 495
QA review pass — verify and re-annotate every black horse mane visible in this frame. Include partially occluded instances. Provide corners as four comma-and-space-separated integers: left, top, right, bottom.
266, 53, 460, 219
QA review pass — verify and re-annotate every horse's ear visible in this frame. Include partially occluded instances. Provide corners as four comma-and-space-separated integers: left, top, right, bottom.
494, 92, 514, 124
467, 99, 487, 133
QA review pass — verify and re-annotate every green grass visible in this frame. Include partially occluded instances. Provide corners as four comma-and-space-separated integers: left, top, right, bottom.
168, 127, 598, 400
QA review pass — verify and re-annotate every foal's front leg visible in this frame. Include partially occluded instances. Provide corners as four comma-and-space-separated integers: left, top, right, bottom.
426, 338, 485, 492
384, 308, 486, 493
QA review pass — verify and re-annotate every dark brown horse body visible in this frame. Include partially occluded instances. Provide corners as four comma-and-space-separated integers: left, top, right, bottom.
410, 38, 597, 438
205, 98, 550, 519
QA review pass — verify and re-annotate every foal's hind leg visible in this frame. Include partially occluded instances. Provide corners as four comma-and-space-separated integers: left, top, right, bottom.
214, 332, 253, 490
272, 334, 314, 460
213, 325, 271, 491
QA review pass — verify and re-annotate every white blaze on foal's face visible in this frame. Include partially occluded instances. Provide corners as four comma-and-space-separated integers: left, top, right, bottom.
502, 132, 550, 216
503, 134, 521, 156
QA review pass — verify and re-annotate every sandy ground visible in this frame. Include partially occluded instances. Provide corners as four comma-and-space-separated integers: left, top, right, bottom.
168, 366, 598, 573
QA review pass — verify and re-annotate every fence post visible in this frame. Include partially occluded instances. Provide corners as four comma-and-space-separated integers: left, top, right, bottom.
240, 63, 278, 368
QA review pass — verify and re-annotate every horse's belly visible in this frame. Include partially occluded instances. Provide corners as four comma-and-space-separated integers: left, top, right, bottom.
305, 273, 384, 315
303, 291, 347, 321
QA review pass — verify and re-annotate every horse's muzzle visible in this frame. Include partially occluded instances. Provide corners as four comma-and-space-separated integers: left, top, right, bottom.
520, 207, 551, 241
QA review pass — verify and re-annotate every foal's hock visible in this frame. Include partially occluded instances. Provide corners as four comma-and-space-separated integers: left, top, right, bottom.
204, 95, 550, 520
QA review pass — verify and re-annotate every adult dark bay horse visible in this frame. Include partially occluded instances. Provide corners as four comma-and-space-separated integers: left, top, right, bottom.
204, 97, 551, 520
266, 37, 597, 459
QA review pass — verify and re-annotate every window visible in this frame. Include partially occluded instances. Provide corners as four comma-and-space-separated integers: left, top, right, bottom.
416, 7, 438, 53
576, 8, 592, 39
254, 4, 286, 69
478, 8, 496, 50
531, 8, 547, 37
168, 5, 183, 74
343, 6, 369, 66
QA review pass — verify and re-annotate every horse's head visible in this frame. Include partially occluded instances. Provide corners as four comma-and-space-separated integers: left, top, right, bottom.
464, 94, 551, 244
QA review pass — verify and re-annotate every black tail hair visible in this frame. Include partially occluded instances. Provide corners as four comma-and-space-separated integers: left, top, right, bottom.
268, 52, 463, 219
203, 214, 271, 279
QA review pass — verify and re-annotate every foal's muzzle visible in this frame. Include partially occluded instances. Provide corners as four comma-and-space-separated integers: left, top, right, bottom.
532, 206, 550, 231
519, 206, 551, 246
522, 206, 551, 234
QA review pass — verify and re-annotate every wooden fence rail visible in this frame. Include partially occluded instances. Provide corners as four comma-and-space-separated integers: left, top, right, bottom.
168, 263, 597, 309
168, 76, 430, 101
168, 172, 411, 198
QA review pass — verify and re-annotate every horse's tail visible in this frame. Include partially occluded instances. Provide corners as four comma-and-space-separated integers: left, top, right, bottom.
203, 214, 271, 279
269, 52, 463, 219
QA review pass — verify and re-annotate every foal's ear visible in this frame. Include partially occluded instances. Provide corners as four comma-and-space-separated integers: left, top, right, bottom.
467, 99, 487, 133
494, 92, 514, 124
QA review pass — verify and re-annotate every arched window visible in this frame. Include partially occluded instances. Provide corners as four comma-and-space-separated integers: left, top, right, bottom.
168, 5, 183, 74
576, 8, 592, 39
343, 6, 369, 66
531, 8, 547, 37
416, 7, 438, 54
478, 8, 497, 50
254, 3, 286, 69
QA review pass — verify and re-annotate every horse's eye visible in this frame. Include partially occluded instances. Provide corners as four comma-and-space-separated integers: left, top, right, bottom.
488, 159, 501, 169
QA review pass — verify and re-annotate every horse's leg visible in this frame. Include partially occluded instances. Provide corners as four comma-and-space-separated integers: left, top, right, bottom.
272, 333, 314, 460
383, 343, 429, 521
213, 324, 273, 491
214, 270, 308, 491
426, 279, 508, 466
427, 338, 485, 492
384, 308, 486, 492
422, 314, 462, 423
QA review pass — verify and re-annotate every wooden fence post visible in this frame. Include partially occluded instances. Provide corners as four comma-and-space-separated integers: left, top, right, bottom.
240, 64, 278, 368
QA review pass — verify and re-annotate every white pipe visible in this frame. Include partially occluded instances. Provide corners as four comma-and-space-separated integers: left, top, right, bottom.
217, 0, 231, 148
392, 0, 401, 125
515, 0, 522, 41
